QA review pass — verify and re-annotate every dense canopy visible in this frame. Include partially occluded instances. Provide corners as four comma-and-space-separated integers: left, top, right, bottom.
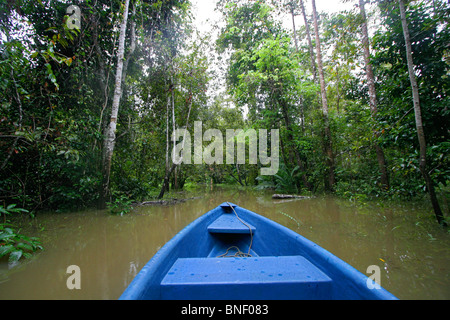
0, 0, 448, 225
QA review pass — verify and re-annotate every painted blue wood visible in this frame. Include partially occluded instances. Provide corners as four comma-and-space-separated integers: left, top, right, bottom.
207, 214, 256, 234
160, 256, 332, 300
119, 202, 398, 300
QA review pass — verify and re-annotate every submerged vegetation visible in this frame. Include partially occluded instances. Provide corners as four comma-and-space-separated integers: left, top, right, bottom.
0, 0, 448, 253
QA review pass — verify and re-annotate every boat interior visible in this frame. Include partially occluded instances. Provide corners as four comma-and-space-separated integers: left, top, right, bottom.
159, 205, 333, 299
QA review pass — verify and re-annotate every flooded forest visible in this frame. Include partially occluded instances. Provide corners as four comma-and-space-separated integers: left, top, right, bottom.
0, 0, 449, 300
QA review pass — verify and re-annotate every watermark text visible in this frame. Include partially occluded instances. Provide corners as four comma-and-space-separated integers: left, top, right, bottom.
171, 121, 279, 175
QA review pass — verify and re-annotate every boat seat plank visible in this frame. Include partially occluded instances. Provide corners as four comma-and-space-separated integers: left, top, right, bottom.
160, 256, 332, 300
207, 214, 256, 234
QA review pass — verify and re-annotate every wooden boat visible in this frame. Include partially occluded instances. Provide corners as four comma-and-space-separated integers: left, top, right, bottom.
120, 202, 397, 300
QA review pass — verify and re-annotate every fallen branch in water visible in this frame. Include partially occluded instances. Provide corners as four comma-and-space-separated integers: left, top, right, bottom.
135, 197, 201, 206
272, 194, 310, 199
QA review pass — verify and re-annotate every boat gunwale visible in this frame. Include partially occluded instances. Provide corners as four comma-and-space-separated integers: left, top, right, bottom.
237, 206, 398, 300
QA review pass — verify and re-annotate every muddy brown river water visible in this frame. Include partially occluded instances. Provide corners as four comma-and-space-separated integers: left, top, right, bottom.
0, 187, 449, 299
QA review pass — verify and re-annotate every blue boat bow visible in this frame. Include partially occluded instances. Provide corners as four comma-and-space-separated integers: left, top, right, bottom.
120, 202, 397, 300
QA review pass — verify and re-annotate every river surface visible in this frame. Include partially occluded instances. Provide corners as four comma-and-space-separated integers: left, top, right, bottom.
0, 187, 449, 300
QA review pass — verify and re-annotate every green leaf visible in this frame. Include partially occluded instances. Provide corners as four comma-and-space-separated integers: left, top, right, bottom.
0, 245, 15, 257
16, 242, 33, 252
0, 232, 15, 242
8, 250, 23, 263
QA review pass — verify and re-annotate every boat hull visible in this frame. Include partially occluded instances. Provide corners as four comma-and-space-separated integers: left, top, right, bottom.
120, 202, 397, 300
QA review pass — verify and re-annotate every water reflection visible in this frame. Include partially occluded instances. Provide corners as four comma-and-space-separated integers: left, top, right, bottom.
0, 187, 449, 299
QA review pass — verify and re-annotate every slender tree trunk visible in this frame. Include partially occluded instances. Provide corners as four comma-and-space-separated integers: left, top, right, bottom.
100, 0, 130, 208
299, 0, 317, 81
311, 0, 335, 191
158, 93, 193, 199
163, 89, 171, 194
287, 2, 310, 190
160, 88, 174, 199
172, 80, 179, 190
359, 0, 389, 190
289, 3, 299, 52
398, 0, 446, 226
123, 1, 136, 78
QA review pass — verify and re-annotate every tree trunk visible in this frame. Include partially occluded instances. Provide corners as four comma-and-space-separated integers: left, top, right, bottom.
311, 0, 335, 191
158, 94, 193, 199
299, 0, 317, 81
398, 0, 446, 226
289, 3, 299, 53
359, 0, 389, 190
100, 0, 130, 208
288, 1, 308, 177
122, 1, 136, 80
158, 162, 177, 199
163, 90, 171, 195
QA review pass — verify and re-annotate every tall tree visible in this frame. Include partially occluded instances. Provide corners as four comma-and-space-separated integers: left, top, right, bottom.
285, 1, 299, 52
359, 0, 389, 189
398, 0, 446, 226
299, 0, 317, 81
157, 39, 209, 199
311, 0, 335, 191
101, 0, 131, 207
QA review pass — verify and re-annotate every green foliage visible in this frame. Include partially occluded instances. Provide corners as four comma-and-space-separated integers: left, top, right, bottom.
1, 0, 449, 226
216, 0, 450, 213
0, 0, 195, 210
106, 192, 133, 216
0, 204, 42, 263
255, 164, 301, 193
0, 204, 29, 217
273, 165, 300, 193
0, 224, 43, 263
371, 0, 450, 198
